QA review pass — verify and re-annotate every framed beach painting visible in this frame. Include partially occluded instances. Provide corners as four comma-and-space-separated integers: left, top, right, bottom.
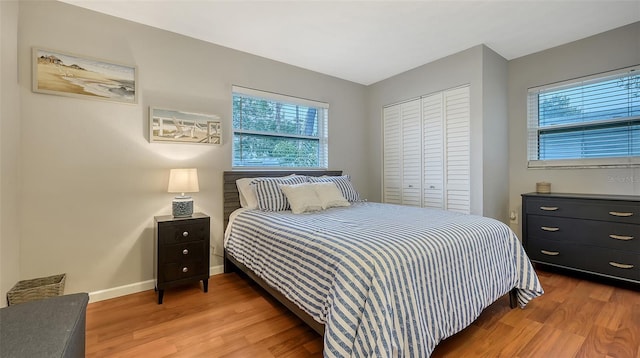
32, 47, 137, 104
150, 107, 222, 144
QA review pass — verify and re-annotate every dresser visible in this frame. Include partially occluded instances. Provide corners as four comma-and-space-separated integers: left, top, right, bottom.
154, 213, 210, 304
522, 193, 639, 284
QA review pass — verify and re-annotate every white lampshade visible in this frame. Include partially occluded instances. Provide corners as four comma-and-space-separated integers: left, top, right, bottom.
168, 168, 199, 217
168, 168, 199, 194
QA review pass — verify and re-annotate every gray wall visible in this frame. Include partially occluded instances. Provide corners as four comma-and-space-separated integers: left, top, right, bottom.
508, 22, 640, 238
367, 45, 510, 221
481, 48, 509, 224
14, 1, 367, 299
1, 0, 22, 307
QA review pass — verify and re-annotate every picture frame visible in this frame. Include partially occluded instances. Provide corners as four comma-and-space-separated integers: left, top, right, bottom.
149, 107, 222, 144
32, 47, 137, 104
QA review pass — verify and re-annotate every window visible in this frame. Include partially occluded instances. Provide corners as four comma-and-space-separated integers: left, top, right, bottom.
527, 66, 639, 168
232, 86, 328, 168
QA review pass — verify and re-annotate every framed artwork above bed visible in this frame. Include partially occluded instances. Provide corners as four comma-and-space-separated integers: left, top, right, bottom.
149, 107, 221, 144
32, 47, 137, 104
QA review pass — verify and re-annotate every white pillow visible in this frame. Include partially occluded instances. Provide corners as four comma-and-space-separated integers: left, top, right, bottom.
236, 178, 258, 209
308, 175, 361, 202
279, 183, 323, 214
236, 174, 302, 209
312, 182, 350, 209
253, 176, 308, 211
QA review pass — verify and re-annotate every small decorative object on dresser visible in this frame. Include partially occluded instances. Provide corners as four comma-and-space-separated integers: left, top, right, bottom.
522, 192, 639, 284
535, 181, 551, 193
167, 168, 199, 217
154, 213, 210, 304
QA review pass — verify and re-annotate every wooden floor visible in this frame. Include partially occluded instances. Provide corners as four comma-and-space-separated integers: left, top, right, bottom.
86, 267, 639, 357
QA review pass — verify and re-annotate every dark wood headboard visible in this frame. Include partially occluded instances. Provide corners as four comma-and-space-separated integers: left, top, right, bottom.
222, 170, 342, 230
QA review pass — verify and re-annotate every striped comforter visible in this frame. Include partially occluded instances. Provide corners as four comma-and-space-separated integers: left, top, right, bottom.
224, 202, 543, 357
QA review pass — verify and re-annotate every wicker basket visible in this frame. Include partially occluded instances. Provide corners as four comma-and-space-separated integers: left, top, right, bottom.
7, 273, 66, 306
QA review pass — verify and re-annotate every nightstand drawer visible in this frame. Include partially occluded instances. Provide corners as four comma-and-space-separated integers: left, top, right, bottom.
158, 221, 208, 244
162, 242, 207, 263
527, 215, 639, 251
161, 261, 207, 282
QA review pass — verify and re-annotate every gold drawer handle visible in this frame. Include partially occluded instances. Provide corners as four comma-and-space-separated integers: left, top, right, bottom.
609, 262, 634, 269
609, 234, 634, 241
609, 211, 633, 217
541, 226, 560, 232
541, 250, 560, 256
540, 206, 559, 211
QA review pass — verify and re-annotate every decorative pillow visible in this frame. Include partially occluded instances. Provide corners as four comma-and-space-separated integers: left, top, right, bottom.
308, 175, 361, 202
252, 175, 308, 211
279, 183, 324, 214
237, 174, 302, 209
312, 182, 350, 209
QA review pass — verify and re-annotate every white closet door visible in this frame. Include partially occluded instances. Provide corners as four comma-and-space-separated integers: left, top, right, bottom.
384, 86, 469, 212
422, 93, 444, 209
400, 99, 422, 206
383, 105, 402, 204
444, 86, 470, 213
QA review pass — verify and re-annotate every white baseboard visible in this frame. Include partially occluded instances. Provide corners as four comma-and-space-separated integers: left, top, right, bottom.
88, 265, 224, 303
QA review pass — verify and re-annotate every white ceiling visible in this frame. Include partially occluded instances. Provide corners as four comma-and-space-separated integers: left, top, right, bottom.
59, 0, 640, 85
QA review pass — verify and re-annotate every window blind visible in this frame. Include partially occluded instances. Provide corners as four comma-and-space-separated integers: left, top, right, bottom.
527, 65, 640, 168
232, 86, 328, 168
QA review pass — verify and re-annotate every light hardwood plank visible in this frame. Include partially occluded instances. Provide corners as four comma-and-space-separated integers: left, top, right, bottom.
86, 267, 639, 357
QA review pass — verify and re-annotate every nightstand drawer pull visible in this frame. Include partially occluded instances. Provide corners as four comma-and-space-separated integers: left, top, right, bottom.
540, 206, 559, 211
541, 250, 560, 256
182, 267, 189, 273
182, 249, 189, 255
182, 231, 189, 237
541, 226, 560, 232
609, 234, 634, 241
609, 262, 634, 269
609, 211, 633, 217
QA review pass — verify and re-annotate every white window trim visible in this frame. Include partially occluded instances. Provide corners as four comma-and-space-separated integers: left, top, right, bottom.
231, 85, 329, 169
527, 65, 640, 169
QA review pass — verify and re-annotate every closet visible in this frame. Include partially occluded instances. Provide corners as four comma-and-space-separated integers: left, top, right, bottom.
383, 85, 470, 213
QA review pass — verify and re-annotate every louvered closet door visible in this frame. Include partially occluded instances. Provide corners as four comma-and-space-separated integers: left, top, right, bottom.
383, 105, 402, 204
400, 99, 422, 206
422, 93, 444, 209
444, 86, 470, 213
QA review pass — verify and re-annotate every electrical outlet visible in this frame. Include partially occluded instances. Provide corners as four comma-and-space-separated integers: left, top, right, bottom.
509, 210, 518, 224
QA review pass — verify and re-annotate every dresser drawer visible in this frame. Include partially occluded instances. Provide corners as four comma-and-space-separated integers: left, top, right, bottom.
158, 220, 208, 244
161, 261, 207, 282
528, 238, 639, 282
162, 242, 207, 263
525, 198, 638, 224
527, 238, 582, 268
527, 215, 639, 251
582, 249, 639, 282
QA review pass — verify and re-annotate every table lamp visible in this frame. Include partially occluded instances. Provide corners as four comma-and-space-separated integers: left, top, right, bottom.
168, 168, 199, 217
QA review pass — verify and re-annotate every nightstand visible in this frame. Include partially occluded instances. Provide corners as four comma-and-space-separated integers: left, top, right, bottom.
154, 213, 210, 304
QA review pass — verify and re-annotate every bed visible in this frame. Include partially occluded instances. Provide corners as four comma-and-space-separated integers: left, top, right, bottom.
223, 170, 543, 357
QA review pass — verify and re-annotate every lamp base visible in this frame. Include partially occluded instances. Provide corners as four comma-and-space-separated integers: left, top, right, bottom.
172, 196, 193, 217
